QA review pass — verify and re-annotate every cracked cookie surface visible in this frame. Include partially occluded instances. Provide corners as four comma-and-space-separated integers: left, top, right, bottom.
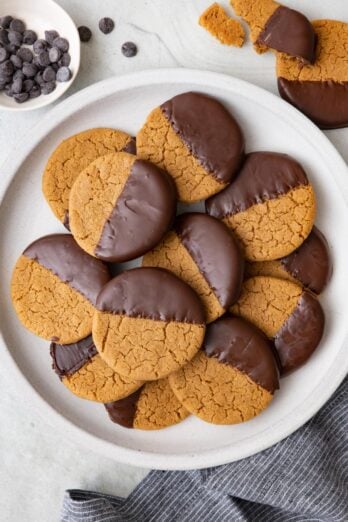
42, 128, 134, 226
231, 276, 325, 373
199, 3, 245, 47
69, 152, 176, 262
105, 378, 189, 430
277, 20, 348, 129
93, 268, 206, 381
137, 92, 244, 202
206, 152, 316, 261
142, 213, 244, 323
50, 336, 142, 402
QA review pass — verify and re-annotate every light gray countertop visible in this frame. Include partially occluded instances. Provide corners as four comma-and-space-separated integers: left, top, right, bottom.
0, 1, 347, 520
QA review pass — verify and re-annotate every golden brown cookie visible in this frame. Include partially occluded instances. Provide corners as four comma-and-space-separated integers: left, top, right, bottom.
42, 128, 135, 228
93, 268, 206, 381
169, 315, 279, 425
199, 3, 245, 47
137, 92, 245, 203
142, 212, 244, 323
206, 152, 316, 261
11, 234, 111, 344
50, 336, 142, 402
231, 276, 325, 374
69, 152, 176, 262
246, 227, 332, 294
230, 0, 316, 62
277, 20, 348, 129
105, 378, 189, 430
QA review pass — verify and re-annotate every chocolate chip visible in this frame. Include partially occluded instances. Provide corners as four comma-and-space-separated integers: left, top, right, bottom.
14, 92, 29, 103
0, 59, 13, 76
59, 52, 71, 67
41, 81, 56, 95
23, 29, 37, 45
44, 30, 59, 45
43, 66, 56, 82
10, 54, 22, 69
121, 41, 137, 57
52, 37, 69, 52
12, 77, 23, 94
8, 30, 23, 46
0, 29, 9, 46
23, 79, 34, 92
0, 47, 8, 63
29, 85, 41, 98
99, 17, 114, 34
0, 81, 6, 90
4, 85, 14, 97
33, 39, 47, 54
6, 43, 18, 54
0, 16, 13, 29
10, 19, 25, 33
37, 50, 50, 67
56, 66, 71, 82
22, 62, 37, 78
48, 47, 60, 63
51, 62, 59, 72
17, 47, 33, 63
78, 26, 92, 42
13, 69, 24, 81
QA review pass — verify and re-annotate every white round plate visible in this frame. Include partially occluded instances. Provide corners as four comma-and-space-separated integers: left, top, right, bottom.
0, 69, 347, 470
0, 0, 80, 111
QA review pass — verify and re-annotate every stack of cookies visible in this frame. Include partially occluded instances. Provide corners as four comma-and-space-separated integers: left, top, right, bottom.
11, 91, 331, 430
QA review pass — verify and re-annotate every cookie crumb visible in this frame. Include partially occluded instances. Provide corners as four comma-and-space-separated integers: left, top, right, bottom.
199, 3, 245, 47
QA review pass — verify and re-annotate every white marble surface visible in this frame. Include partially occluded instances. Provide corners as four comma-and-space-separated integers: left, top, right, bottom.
0, 1, 347, 520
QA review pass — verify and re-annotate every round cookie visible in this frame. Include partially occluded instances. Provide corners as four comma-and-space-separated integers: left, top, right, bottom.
231, 0, 316, 63
142, 212, 244, 323
69, 152, 177, 262
231, 276, 325, 374
11, 234, 110, 343
246, 226, 332, 294
136, 91, 245, 203
105, 378, 189, 430
93, 267, 206, 381
42, 128, 136, 227
50, 336, 142, 402
169, 315, 279, 425
206, 152, 316, 261
277, 20, 348, 129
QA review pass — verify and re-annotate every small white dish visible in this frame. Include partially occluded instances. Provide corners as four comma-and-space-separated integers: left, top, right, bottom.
0, 69, 347, 470
0, 0, 80, 111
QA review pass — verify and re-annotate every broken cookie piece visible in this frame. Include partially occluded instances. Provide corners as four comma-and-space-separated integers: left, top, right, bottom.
199, 3, 245, 47
230, 0, 316, 63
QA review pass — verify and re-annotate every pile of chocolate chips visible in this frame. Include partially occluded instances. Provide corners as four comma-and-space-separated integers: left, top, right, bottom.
0, 16, 72, 103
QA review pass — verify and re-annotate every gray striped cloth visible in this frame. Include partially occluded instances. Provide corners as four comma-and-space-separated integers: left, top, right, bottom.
61, 377, 347, 522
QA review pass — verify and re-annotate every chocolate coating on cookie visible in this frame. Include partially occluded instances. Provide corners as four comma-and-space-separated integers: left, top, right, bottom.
174, 213, 244, 307
50, 336, 98, 378
161, 92, 244, 183
95, 160, 176, 262
281, 227, 332, 294
122, 137, 136, 154
204, 315, 279, 393
96, 267, 205, 324
105, 388, 142, 428
275, 291, 325, 374
257, 6, 316, 63
24, 234, 110, 305
278, 80, 348, 130
206, 152, 309, 218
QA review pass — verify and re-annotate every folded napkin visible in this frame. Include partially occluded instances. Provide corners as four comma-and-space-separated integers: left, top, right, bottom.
61, 377, 347, 522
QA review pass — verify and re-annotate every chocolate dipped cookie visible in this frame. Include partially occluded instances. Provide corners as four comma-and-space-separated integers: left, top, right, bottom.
143, 212, 244, 323
137, 92, 245, 202
69, 152, 177, 262
11, 234, 110, 343
206, 152, 316, 261
169, 315, 279, 425
93, 268, 206, 381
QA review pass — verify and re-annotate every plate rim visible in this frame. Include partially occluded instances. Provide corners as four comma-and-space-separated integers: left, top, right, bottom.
0, 68, 348, 470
